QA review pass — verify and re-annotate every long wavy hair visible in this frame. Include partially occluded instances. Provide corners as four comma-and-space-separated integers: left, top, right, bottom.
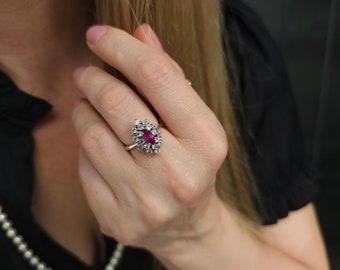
93, 0, 260, 266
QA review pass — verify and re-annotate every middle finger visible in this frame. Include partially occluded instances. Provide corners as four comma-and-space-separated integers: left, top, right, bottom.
86, 26, 215, 139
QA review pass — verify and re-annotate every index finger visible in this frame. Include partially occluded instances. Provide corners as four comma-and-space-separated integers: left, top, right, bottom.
86, 25, 216, 139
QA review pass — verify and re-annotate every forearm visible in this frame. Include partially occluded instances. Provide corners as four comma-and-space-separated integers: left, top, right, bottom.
154, 201, 315, 270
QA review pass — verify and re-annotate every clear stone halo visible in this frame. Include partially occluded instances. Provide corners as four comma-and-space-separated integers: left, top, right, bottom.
131, 119, 162, 154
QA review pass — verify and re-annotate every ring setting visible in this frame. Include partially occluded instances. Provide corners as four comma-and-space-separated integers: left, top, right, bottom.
125, 119, 162, 154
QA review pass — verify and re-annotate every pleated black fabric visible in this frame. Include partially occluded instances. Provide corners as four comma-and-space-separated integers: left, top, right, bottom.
224, 0, 318, 224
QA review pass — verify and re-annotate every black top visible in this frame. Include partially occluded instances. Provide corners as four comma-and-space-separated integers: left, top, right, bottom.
0, 1, 318, 269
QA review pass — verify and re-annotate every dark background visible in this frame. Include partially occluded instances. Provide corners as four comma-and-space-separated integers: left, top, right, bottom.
241, 0, 340, 268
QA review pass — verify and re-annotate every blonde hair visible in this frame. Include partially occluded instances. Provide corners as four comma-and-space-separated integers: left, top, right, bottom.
94, 0, 259, 241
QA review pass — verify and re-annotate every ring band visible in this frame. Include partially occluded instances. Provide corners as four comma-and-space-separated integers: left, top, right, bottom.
125, 143, 138, 151
125, 119, 162, 154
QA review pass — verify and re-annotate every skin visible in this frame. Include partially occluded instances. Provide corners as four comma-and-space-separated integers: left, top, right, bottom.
0, 0, 104, 266
0, 1, 329, 269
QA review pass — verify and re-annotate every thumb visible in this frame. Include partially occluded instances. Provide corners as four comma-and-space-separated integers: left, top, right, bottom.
134, 24, 164, 51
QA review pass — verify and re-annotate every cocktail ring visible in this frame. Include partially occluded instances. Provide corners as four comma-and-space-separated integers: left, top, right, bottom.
125, 119, 162, 154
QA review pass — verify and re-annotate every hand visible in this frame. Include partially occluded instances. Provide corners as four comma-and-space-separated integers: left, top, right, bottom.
72, 24, 228, 254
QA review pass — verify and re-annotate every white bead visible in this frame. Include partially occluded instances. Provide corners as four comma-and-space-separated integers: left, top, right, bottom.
116, 244, 124, 252
0, 207, 54, 270
37, 263, 46, 270
0, 213, 6, 222
110, 257, 118, 265
13, 235, 23, 245
0, 204, 124, 270
6, 228, 16, 238
29, 256, 39, 266
113, 250, 121, 258
18, 243, 28, 252
2, 221, 11, 230
24, 249, 33, 259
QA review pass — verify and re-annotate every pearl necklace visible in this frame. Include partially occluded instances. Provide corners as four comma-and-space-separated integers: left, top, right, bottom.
0, 205, 124, 270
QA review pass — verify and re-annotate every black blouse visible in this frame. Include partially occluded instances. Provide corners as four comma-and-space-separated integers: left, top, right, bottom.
0, 1, 318, 269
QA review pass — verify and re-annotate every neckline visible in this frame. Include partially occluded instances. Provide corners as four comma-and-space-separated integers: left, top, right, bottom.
0, 204, 124, 270
0, 70, 52, 129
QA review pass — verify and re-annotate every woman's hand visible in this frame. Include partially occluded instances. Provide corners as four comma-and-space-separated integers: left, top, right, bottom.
71, 25, 330, 270
71, 24, 228, 253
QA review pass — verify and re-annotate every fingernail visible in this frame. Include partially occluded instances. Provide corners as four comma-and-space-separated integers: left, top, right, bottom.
147, 25, 163, 51
86, 25, 107, 44
72, 66, 86, 78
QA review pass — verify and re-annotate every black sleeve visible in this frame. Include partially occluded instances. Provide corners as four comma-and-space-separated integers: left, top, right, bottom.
223, 0, 319, 224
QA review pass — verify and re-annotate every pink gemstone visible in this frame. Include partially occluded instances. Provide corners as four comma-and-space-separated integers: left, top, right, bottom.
142, 129, 155, 145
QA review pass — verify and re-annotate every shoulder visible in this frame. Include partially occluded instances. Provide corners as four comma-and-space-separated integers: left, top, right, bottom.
222, 0, 319, 225
222, 0, 288, 101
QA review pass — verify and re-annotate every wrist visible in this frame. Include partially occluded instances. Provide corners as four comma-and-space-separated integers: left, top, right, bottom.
151, 194, 233, 270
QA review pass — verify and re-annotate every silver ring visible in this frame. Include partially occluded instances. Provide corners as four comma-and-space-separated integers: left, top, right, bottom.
125, 119, 162, 154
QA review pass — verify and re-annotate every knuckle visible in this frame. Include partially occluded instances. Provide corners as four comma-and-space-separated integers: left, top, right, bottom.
97, 214, 141, 246
79, 121, 106, 150
137, 53, 175, 87
98, 219, 141, 245
169, 57, 185, 76
75, 66, 101, 87
99, 222, 116, 239
195, 124, 228, 167
142, 204, 174, 229
98, 83, 133, 115
114, 230, 140, 246
173, 176, 202, 207
209, 131, 228, 165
